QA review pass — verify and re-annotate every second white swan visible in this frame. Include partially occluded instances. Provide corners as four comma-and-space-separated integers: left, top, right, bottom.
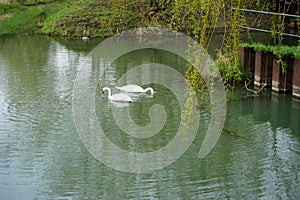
102, 87, 133, 102
116, 84, 154, 95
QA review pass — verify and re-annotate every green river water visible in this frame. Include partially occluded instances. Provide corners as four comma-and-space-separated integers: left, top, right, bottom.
0, 33, 299, 199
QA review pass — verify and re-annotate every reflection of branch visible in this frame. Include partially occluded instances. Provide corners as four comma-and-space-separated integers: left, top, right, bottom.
257, 82, 267, 94
222, 128, 249, 139
197, 104, 212, 109
244, 81, 267, 95
245, 81, 257, 94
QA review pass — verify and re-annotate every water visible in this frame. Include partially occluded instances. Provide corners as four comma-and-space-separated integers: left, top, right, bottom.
0, 33, 299, 199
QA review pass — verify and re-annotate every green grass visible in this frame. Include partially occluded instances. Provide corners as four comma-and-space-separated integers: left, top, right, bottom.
273, 45, 300, 58
0, 7, 43, 35
0, 0, 144, 37
241, 43, 300, 58
0, 1, 68, 35
241, 42, 272, 52
40, 0, 144, 38
0, 2, 22, 14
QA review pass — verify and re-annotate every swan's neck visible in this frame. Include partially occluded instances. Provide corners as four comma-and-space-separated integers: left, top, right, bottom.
145, 87, 154, 95
107, 89, 111, 97
103, 87, 111, 97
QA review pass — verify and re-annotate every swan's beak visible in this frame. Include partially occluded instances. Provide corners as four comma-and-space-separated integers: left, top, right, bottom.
101, 90, 104, 94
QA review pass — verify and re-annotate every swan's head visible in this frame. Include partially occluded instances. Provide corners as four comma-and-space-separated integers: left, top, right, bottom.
145, 87, 154, 95
102, 87, 110, 94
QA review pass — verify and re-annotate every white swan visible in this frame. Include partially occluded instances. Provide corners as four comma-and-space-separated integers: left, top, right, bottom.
82, 36, 89, 40
115, 84, 154, 95
102, 87, 133, 102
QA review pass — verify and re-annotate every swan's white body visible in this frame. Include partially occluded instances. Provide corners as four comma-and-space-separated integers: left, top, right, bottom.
102, 87, 133, 102
116, 84, 154, 95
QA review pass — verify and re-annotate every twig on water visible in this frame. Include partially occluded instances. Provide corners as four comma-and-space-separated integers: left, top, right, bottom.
244, 81, 267, 95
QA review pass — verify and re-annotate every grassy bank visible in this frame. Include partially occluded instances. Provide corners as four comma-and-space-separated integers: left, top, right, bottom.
0, 0, 154, 37
0, 0, 67, 35
40, 0, 155, 38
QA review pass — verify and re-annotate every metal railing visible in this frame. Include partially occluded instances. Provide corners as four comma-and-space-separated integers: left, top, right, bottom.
231, 7, 300, 38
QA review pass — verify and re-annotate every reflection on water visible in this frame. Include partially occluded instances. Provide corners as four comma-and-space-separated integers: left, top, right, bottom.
0, 34, 299, 199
